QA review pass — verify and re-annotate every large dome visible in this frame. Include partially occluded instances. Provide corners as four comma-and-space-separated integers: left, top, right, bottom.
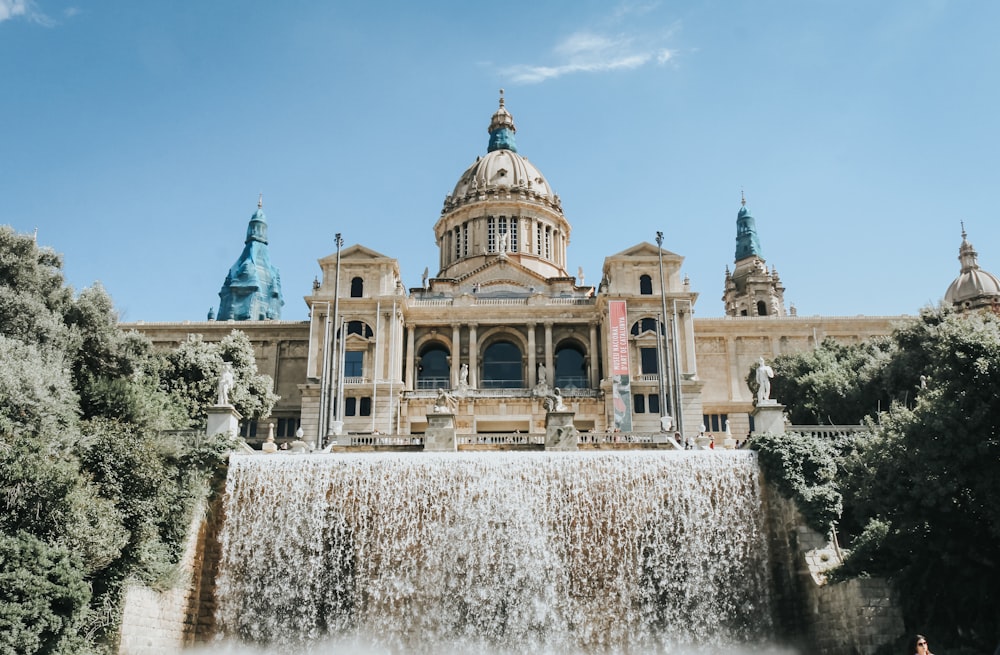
944, 227, 1000, 310
441, 91, 561, 215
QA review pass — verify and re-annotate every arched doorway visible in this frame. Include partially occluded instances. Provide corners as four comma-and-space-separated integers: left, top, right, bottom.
417, 343, 450, 390
481, 341, 522, 389
554, 343, 587, 389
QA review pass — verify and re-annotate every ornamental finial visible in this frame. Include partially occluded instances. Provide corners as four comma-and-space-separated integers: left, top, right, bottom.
499, 88, 505, 108
741, 188, 746, 206
961, 220, 967, 240
258, 193, 263, 209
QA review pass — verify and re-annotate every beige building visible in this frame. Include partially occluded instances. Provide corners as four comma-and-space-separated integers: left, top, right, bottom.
126, 95, 943, 446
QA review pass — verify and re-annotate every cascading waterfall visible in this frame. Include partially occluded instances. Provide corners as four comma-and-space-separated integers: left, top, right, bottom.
215, 451, 774, 654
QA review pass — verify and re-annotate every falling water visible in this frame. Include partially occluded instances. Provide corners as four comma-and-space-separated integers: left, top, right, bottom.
215, 451, 774, 654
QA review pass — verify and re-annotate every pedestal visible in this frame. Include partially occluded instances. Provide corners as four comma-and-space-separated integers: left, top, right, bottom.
425, 413, 456, 452
752, 401, 787, 436
206, 405, 242, 440
545, 411, 577, 451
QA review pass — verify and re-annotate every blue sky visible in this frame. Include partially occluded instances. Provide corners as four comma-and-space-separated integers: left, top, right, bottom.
3, 0, 998, 322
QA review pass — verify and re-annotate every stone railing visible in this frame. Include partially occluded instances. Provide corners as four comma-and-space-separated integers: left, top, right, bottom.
475, 297, 529, 306
457, 433, 545, 446
790, 425, 870, 439
348, 434, 423, 447
579, 432, 658, 445
405, 387, 602, 399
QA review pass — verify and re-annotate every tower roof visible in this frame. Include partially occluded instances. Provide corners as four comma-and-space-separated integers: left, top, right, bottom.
444, 92, 560, 213
734, 193, 763, 262
216, 197, 285, 321
487, 89, 517, 153
944, 224, 1000, 309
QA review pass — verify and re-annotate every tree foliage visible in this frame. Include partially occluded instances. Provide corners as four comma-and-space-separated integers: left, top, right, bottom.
161, 330, 278, 428
0, 226, 238, 654
757, 306, 1000, 651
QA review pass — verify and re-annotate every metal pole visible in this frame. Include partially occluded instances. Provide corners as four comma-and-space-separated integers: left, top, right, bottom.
317, 301, 332, 442
372, 300, 381, 434
326, 233, 344, 445
670, 298, 685, 437
655, 231, 673, 431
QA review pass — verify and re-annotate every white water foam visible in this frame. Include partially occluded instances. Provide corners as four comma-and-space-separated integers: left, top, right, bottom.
215, 451, 775, 654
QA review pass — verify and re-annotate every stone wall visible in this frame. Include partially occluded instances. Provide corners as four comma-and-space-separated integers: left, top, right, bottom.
764, 484, 903, 655
118, 493, 226, 654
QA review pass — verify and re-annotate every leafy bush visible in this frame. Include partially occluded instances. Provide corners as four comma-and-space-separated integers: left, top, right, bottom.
750, 431, 845, 534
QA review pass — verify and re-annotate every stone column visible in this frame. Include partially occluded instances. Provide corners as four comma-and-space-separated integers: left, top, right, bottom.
588, 322, 599, 387
451, 323, 461, 387
527, 322, 537, 388
406, 325, 416, 390
468, 323, 479, 388
544, 322, 554, 387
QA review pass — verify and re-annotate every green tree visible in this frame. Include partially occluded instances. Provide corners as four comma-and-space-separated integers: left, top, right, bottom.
766, 336, 897, 425
0, 227, 233, 653
757, 307, 1000, 651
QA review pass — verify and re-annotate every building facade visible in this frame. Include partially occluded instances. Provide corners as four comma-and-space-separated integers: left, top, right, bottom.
126, 95, 923, 446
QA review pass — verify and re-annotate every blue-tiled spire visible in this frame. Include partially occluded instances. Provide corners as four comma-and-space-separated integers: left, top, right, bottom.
216, 195, 284, 320
487, 89, 518, 153
734, 192, 763, 262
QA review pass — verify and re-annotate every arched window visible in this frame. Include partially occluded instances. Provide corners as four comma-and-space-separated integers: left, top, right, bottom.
339, 321, 373, 338
417, 343, 450, 390
482, 341, 522, 389
757, 300, 768, 316
639, 274, 653, 295
350, 277, 364, 297
554, 343, 587, 389
630, 317, 663, 336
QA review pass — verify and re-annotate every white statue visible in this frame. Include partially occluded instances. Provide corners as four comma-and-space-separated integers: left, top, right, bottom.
433, 388, 457, 413
544, 387, 567, 412
459, 363, 469, 387
755, 357, 774, 403
537, 362, 547, 386
217, 363, 235, 406
497, 230, 509, 254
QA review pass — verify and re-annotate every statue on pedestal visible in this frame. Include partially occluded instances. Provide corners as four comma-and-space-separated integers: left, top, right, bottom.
544, 387, 567, 412
217, 363, 235, 406
755, 357, 774, 404
433, 388, 457, 413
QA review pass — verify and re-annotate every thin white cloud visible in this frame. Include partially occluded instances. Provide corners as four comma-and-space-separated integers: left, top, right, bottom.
0, 0, 59, 26
0, 0, 28, 22
505, 29, 675, 84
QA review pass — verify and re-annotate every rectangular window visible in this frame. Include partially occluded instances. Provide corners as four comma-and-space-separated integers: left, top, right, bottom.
648, 393, 660, 414
454, 226, 461, 259
277, 417, 301, 437
633, 394, 646, 414
345, 397, 357, 416
544, 226, 552, 259
536, 223, 543, 255
462, 221, 469, 256
360, 397, 372, 416
240, 420, 259, 438
701, 413, 730, 433
640, 347, 659, 375
344, 351, 363, 377
487, 216, 496, 252
510, 217, 519, 252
